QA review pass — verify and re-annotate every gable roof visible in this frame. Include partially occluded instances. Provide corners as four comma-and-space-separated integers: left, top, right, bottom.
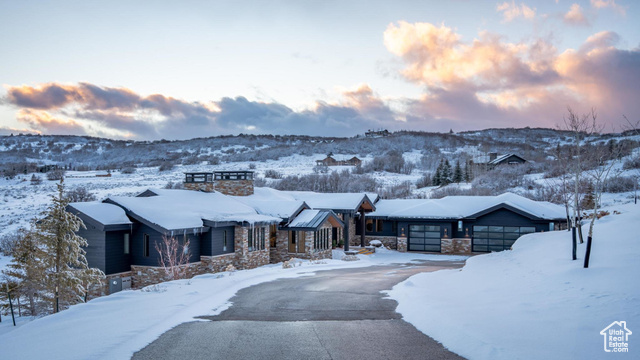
285, 209, 344, 230
489, 153, 527, 165
368, 193, 565, 221
245, 187, 376, 213
106, 189, 280, 233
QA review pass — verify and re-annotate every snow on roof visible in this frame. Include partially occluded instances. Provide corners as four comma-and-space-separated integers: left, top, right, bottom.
68, 202, 131, 226
488, 154, 525, 165
369, 193, 565, 220
235, 198, 306, 219
107, 189, 279, 231
246, 187, 376, 212
287, 209, 341, 229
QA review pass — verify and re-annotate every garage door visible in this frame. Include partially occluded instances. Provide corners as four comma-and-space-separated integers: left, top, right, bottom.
472, 226, 535, 252
408, 225, 441, 252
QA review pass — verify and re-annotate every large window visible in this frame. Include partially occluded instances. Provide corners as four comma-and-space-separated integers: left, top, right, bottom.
472, 226, 535, 252
314, 227, 331, 251
143, 234, 150, 257
408, 225, 441, 252
365, 219, 385, 233
248, 227, 266, 252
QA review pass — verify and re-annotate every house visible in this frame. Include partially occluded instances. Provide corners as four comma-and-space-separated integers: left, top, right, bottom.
315, 156, 362, 167
358, 193, 565, 253
365, 129, 390, 137
69, 170, 374, 296
472, 153, 527, 171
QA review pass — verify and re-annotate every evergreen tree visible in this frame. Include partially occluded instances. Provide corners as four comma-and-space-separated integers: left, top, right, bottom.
441, 159, 452, 185
463, 160, 472, 182
4, 179, 105, 313
453, 160, 463, 183
433, 159, 443, 186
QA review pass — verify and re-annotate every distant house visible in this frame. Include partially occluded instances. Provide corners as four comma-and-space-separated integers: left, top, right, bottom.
315, 156, 362, 167
472, 153, 526, 170
365, 129, 390, 137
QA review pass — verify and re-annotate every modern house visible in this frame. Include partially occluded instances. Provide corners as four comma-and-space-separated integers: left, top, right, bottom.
68, 170, 374, 296
472, 153, 527, 171
358, 193, 565, 253
69, 169, 564, 297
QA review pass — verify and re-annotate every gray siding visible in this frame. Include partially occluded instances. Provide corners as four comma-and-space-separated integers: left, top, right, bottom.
131, 224, 202, 266
105, 230, 132, 274
78, 225, 106, 273
205, 226, 235, 256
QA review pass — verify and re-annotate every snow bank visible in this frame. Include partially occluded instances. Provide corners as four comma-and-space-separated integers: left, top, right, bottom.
0, 250, 466, 359
387, 203, 640, 360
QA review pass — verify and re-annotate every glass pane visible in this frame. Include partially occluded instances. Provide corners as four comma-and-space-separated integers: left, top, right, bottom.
489, 245, 505, 252
489, 239, 504, 246
424, 245, 440, 252
409, 225, 423, 231
474, 231, 488, 238
504, 240, 516, 247
504, 233, 520, 240
424, 225, 440, 232
424, 238, 441, 245
410, 244, 425, 251
489, 232, 504, 239
520, 227, 536, 233
410, 238, 425, 245
489, 226, 504, 232
474, 226, 488, 232
473, 245, 488, 252
410, 231, 424, 238
504, 227, 519, 233
424, 231, 441, 238
473, 238, 488, 245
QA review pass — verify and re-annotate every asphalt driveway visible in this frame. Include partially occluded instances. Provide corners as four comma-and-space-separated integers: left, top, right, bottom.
133, 260, 466, 360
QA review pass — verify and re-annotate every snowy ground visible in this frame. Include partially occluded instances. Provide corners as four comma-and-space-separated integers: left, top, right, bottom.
0, 250, 466, 360
387, 201, 640, 360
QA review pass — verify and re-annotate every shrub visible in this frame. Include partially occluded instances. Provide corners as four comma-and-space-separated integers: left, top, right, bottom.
158, 162, 174, 172
0, 230, 24, 256
66, 186, 97, 202
264, 169, 283, 179
416, 173, 432, 189
121, 167, 136, 174
46, 169, 65, 181
604, 176, 637, 193
623, 156, 640, 170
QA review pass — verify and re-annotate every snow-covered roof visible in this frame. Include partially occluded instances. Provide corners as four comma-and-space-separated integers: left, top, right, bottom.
244, 187, 376, 212
107, 189, 280, 232
235, 198, 306, 220
68, 202, 132, 226
286, 209, 343, 230
368, 193, 565, 220
488, 154, 525, 165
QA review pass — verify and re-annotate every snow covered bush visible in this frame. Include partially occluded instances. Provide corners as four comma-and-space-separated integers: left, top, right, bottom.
604, 176, 637, 193
46, 169, 65, 181
264, 169, 283, 179
65, 186, 97, 203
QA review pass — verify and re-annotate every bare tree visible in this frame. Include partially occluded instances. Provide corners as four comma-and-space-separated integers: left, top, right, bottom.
622, 115, 640, 204
154, 235, 191, 280
583, 141, 621, 268
562, 108, 602, 259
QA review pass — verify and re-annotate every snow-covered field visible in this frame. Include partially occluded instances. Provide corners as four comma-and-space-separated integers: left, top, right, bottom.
388, 202, 639, 360
0, 250, 466, 360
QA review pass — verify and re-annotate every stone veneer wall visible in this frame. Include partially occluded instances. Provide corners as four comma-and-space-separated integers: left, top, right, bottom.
364, 235, 397, 249
271, 229, 290, 263
397, 237, 407, 252
183, 182, 215, 192
234, 225, 270, 269
201, 253, 237, 272
452, 238, 472, 254
214, 180, 254, 196
131, 262, 205, 288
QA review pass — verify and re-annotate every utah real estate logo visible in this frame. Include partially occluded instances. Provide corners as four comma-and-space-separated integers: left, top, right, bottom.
600, 321, 632, 353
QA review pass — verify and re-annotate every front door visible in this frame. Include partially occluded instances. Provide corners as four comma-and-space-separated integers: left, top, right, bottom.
289, 231, 298, 253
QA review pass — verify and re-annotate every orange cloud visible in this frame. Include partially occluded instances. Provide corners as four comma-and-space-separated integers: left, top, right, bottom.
564, 3, 590, 26
591, 0, 626, 15
496, 1, 536, 22
16, 109, 87, 136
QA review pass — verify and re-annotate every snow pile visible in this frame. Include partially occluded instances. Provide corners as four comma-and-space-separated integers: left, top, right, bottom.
0, 249, 466, 360
387, 203, 640, 360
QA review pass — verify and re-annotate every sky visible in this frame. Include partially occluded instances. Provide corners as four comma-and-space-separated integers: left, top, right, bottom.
0, 0, 638, 140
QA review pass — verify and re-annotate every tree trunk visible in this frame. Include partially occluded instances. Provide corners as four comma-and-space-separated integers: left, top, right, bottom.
584, 236, 592, 268
577, 222, 584, 244
572, 226, 577, 260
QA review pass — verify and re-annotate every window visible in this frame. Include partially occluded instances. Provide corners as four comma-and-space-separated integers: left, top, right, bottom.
248, 228, 253, 251
314, 227, 332, 251
124, 233, 130, 254
143, 234, 150, 257
376, 220, 384, 232
223, 230, 227, 252
248, 227, 266, 252
270, 224, 277, 247
366, 219, 374, 232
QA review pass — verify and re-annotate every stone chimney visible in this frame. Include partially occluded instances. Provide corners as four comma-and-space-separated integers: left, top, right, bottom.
183, 171, 254, 196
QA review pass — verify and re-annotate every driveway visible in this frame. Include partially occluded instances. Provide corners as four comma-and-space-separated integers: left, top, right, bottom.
133, 260, 466, 360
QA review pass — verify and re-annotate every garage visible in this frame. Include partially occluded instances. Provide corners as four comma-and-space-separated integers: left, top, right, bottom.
408, 224, 441, 252
472, 225, 535, 252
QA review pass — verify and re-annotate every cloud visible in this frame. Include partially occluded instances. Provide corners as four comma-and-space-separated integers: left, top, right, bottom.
2, 82, 408, 139
564, 3, 590, 26
384, 21, 640, 131
590, 0, 626, 15
496, 1, 536, 22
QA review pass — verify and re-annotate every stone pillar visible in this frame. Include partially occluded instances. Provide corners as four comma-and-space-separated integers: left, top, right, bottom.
397, 237, 407, 252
